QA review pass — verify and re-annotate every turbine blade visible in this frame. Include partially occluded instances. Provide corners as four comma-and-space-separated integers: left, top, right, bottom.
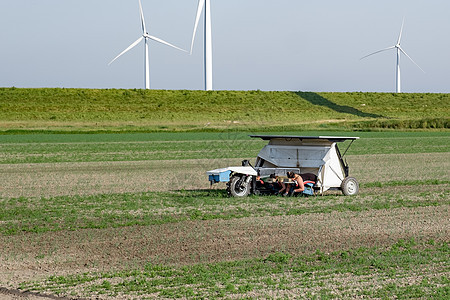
138, 0, 147, 34
147, 35, 188, 52
108, 36, 144, 65
360, 46, 396, 60
190, 0, 205, 54
397, 17, 405, 45
398, 47, 425, 73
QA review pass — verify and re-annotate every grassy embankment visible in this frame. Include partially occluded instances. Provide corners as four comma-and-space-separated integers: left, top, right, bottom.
0, 88, 448, 132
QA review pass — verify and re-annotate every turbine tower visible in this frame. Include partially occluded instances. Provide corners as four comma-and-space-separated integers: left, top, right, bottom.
361, 18, 424, 93
109, 0, 186, 89
191, 0, 213, 91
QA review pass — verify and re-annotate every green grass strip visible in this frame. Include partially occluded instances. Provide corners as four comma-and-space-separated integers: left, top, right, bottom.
362, 179, 450, 188
1, 131, 449, 164
1, 182, 448, 236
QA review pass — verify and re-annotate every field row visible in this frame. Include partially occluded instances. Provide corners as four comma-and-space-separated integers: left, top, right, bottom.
0, 131, 449, 164
1, 182, 448, 236
19, 240, 449, 299
4, 203, 448, 299
1, 151, 448, 200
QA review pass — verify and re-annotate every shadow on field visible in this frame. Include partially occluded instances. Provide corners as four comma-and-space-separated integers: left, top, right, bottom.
173, 189, 228, 198
294, 92, 385, 119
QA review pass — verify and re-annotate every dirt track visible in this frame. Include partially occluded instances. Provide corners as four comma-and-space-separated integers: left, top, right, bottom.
0, 287, 77, 300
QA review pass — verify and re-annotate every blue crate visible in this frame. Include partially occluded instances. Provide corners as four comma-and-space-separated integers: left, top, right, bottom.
209, 170, 231, 183
302, 183, 314, 196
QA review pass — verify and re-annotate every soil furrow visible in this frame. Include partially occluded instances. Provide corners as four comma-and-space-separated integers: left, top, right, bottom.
1, 205, 448, 289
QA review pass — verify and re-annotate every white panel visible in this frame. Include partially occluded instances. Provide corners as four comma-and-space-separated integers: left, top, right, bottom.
257, 145, 328, 168
321, 144, 345, 189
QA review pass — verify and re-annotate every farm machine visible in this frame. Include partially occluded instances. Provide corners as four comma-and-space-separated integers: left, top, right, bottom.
207, 135, 360, 197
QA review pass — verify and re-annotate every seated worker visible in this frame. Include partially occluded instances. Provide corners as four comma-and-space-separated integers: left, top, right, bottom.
281, 172, 317, 196
256, 174, 282, 194
277, 175, 289, 195
267, 174, 282, 194
284, 171, 305, 196
255, 176, 265, 188
277, 180, 287, 195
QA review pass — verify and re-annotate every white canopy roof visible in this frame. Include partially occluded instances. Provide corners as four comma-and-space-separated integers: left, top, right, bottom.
250, 135, 359, 143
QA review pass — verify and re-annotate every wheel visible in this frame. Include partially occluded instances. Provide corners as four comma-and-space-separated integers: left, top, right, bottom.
341, 177, 359, 196
227, 176, 251, 197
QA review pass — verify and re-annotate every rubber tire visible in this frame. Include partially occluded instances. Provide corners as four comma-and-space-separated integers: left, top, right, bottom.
227, 176, 251, 197
341, 177, 359, 196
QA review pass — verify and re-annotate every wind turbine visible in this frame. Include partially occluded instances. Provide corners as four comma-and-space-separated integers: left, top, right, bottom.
109, 0, 186, 89
361, 18, 424, 93
190, 0, 213, 91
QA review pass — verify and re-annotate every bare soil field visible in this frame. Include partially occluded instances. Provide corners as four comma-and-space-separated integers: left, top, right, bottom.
0, 151, 448, 299
0, 158, 236, 199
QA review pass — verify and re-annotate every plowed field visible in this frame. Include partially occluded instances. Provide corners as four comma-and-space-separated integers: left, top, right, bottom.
0, 133, 448, 299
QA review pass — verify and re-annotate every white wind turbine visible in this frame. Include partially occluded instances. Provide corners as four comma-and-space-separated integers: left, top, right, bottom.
109, 0, 186, 89
190, 0, 213, 91
361, 18, 424, 93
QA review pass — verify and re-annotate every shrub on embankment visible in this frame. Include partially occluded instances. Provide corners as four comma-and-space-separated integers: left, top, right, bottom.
0, 88, 448, 132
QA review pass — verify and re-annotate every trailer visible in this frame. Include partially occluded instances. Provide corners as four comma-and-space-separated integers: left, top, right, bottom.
207, 135, 360, 197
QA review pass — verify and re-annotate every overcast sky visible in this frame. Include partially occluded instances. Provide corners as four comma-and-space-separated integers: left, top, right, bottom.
1, 0, 449, 92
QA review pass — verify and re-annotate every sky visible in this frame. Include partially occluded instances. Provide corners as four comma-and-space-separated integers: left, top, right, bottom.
1, 0, 449, 93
